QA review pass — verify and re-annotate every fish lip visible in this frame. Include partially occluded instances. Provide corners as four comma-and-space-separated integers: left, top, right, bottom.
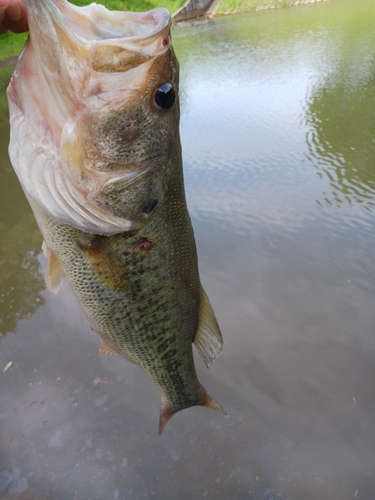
82, 8, 171, 45
36, 1, 172, 48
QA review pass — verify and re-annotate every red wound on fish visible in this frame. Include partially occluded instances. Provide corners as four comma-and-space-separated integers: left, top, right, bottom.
139, 238, 153, 251
162, 30, 171, 47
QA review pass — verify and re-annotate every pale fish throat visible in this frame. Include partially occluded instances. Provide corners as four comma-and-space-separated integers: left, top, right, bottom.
7, 0, 173, 235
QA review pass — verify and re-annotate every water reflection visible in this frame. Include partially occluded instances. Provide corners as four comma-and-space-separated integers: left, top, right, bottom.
0, 66, 44, 336
175, 0, 375, 221
304, 3, 375, 210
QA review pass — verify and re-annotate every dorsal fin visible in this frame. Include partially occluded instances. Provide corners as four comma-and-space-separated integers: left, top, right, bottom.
42, 240, 65, 294
193, 287, 223, 368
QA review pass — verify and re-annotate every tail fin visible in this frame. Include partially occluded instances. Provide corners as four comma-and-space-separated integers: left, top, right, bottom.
159, 406, 177, 436
158, 390, 225, 435
202, 392, 226, 415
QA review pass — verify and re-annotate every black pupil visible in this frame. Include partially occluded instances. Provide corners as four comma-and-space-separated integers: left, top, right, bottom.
155, 83, 175, 110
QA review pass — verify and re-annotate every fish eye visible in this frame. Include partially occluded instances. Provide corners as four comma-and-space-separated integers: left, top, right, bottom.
154, 83, 175, 110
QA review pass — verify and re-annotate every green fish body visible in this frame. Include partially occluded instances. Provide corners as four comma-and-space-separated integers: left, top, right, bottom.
7, 0, 223, 433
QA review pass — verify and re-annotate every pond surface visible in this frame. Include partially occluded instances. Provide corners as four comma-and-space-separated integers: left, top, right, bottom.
1, 0, 375, 498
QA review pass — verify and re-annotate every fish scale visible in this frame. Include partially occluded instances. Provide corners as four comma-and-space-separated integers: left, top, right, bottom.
7, 0, 224, 433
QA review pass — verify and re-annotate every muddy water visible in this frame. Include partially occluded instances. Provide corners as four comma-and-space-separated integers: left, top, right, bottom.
1, 0, 375, 498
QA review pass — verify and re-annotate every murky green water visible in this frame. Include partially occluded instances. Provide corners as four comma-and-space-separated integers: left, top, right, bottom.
1, 0, 375, 498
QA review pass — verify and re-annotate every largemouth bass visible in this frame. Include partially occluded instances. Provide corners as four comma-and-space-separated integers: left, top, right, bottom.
7, 0, 223, 434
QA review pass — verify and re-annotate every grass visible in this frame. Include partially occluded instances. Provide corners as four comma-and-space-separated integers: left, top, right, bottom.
0, 0, 186, 61
0, 31, 28, 61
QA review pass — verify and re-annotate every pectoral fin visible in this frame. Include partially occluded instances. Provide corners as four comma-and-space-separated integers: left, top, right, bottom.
193, 287, 223, 368
42, 241, 65, 294
79, 236, 129, 291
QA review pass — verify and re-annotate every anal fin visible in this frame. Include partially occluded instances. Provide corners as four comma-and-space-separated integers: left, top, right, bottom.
193, 287, 223, 368
99, 339, 119, 356
42, 240, 65, 294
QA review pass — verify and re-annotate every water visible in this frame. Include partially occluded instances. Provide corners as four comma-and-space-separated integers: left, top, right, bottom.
1, 0, 375, 498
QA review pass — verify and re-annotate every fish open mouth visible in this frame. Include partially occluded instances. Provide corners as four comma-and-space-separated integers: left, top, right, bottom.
30, 0, 172, 73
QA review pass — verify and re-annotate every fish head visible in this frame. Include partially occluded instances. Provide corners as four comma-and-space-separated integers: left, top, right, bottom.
8, 1, 180, 234
84, 29, 180, 169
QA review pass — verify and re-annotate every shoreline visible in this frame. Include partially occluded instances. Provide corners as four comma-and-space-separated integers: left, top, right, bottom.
219, 0, 327, 15
173, 0, 327, 23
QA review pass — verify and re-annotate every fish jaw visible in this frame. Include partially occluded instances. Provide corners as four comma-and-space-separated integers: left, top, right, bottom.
7, 0, 177, 235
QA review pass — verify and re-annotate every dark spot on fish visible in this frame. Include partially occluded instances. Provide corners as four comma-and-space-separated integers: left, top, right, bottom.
154, 83, 175, 110
142, 199, 158, 214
